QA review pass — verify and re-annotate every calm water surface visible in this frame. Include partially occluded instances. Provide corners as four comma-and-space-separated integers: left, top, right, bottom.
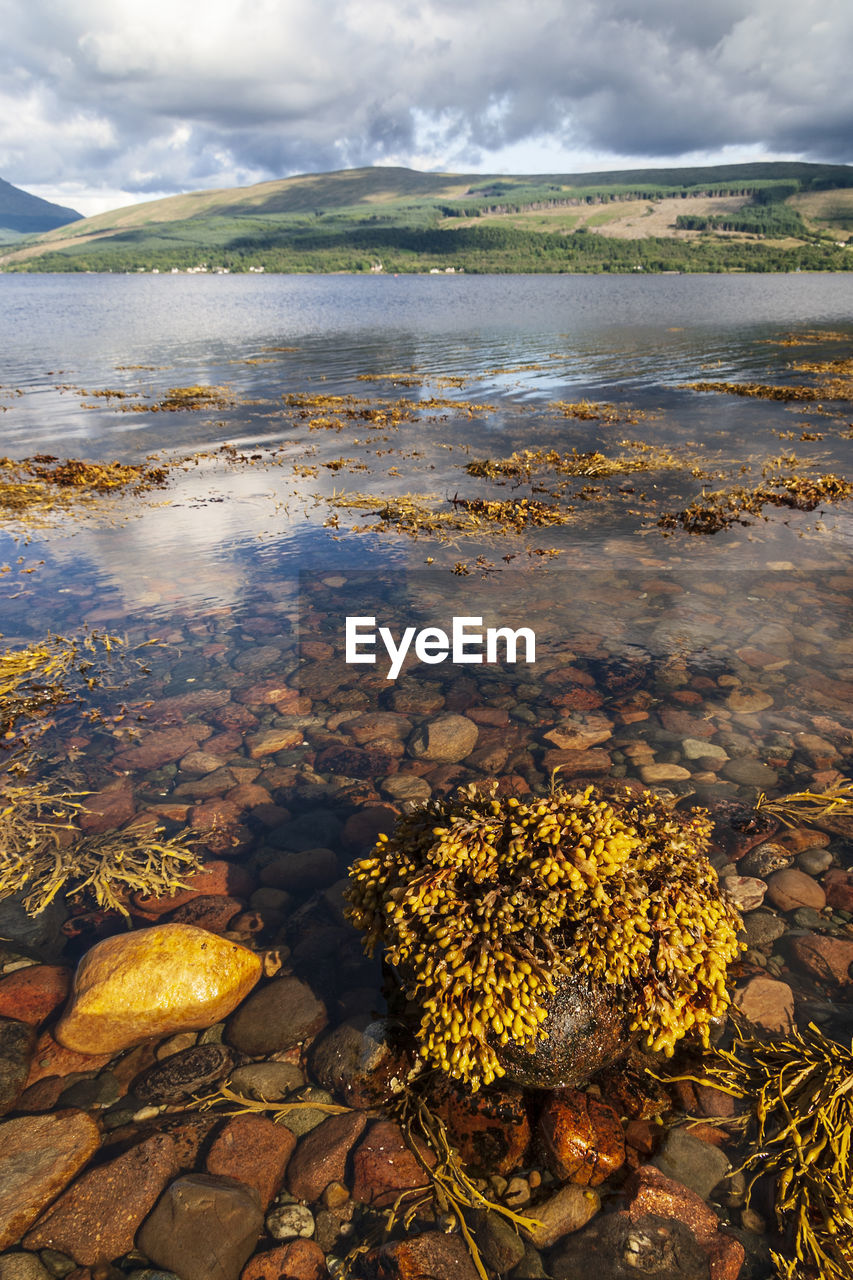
2, 274, 853, 1274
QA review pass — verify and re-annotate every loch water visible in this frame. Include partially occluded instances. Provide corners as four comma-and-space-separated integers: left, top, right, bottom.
2, 272, 853, 1275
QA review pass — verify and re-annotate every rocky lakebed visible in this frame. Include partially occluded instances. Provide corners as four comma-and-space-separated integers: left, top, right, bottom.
0, 564, 852, 1280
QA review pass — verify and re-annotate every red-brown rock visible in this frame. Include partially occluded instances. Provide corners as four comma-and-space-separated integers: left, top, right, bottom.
25, 1030, 113, 1087
428, 1079, 530, 1176
0, 1110, 101, 1249
342, 712, 412, 744
78, 778, 135, 835
189, 799, 243, 831
247, 728, 303, 759
538, 1088, 626, 1186
242, 1239, 328, 1280
341, 805, 399, 851
623, 1163, 720, 1244
733, 976, 794, 1033
0, 965, 71, 1027
351, 1120, 433, 1208
824, 869, 853, 913
236, 682, 309, 713
624, 1119, 657, 1157
130, 689, 230, 721
205, 1114, 296, 1209
788, 933, 853, 986
765, 868, 825, 912
188, 801, 252, 856
167, 895, 246, 934
367, 1233, 480, 1280
13, 1075, 67, 1112
622, 1164, 745, 1280
466, 706, 511, 726
660, 707, 715, 739
286, 1112, 368, 1203
113, 724, 212, 771
776, 826, 830, 854
542, 748, 611, 776
132, 859, 254, 918
22, 1132, 180, 1264
226, 782, 274, 809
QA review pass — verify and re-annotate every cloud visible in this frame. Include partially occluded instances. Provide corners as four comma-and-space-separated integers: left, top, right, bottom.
1, 0, 851, 208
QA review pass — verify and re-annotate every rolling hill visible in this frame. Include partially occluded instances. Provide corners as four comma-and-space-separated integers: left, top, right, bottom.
2, 162, 853, 274
0, 177, 81, 242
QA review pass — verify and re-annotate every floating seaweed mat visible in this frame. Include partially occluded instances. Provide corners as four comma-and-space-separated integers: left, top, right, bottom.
328, 492, 575, 538
672, 1021, 853, 1280
0, 455, 169, 519
549, 399, 647, 423
465, 445, 684, 482
682, 374, 853, 402
658, 473, 853, 534
283, 391, 496, 431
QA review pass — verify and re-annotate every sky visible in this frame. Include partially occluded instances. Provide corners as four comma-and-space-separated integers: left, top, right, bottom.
1, 0, 851, 218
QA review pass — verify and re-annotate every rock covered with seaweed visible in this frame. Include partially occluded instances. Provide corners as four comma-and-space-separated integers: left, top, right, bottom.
345, 782, 744, 1092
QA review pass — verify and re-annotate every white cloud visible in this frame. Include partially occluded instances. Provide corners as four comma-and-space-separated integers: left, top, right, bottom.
0, 0, 850, 210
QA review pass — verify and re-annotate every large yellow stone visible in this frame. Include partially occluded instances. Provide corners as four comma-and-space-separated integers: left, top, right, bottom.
55, 923, 262, 1055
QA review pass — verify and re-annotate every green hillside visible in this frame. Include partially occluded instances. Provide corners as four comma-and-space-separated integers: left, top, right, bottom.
3, 162, 853, 274
0, 177, 81, 236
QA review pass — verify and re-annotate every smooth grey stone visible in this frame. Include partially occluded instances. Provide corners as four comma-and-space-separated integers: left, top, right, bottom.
652, 1128, 731, 1200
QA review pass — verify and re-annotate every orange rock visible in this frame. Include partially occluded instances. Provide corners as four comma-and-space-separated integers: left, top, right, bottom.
54, 924, 262, 1055
538, 1089, 625, 1186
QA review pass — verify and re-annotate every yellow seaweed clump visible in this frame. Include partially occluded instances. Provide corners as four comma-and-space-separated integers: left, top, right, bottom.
658, 472, 853, 534
0, 779, 203, 917
0, 456, 169, 523
346, 783, 742, 1091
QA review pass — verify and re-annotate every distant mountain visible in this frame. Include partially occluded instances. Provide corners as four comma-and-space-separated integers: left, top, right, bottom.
0, 177, 82, 235
3, 162, 853, 274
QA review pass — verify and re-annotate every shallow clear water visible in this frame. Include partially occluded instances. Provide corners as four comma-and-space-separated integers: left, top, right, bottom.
2, 274, 853, 1275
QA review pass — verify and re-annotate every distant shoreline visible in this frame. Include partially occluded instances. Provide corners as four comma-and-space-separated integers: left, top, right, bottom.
3, 161, 853, 276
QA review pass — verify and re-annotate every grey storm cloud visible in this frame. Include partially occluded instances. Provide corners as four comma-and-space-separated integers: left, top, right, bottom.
0, 0, 851, 198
